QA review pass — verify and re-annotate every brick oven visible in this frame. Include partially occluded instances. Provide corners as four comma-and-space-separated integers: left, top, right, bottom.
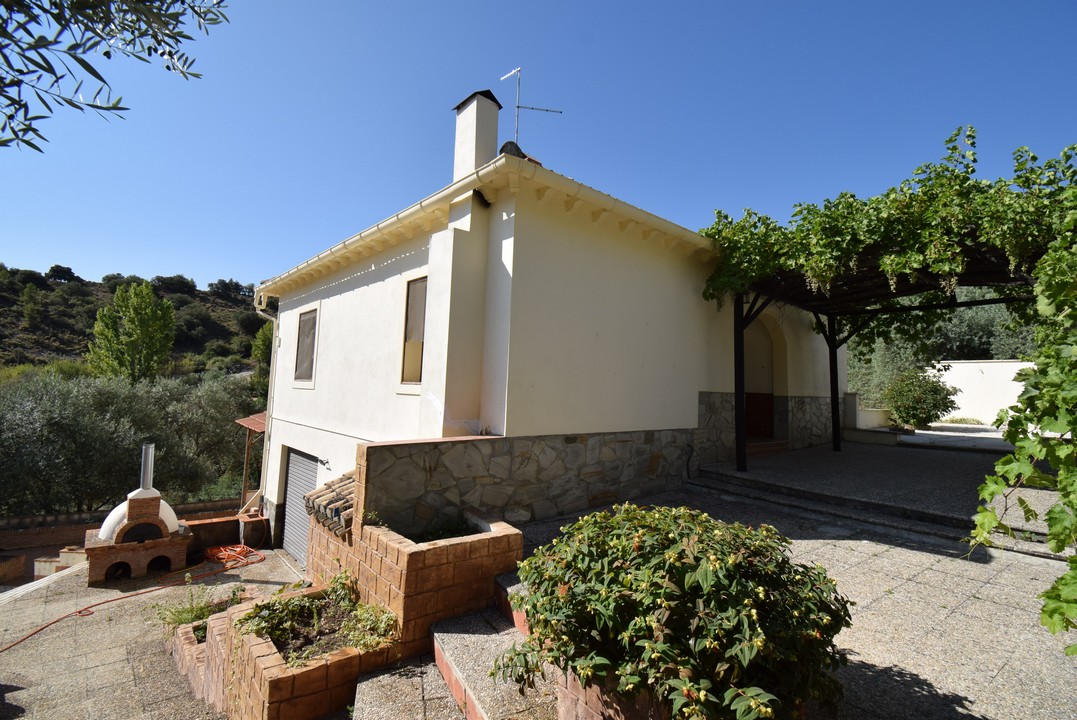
84, 444, 192, 583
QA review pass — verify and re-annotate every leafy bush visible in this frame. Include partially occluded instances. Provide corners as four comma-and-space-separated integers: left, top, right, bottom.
880, 369, 958, 428
235, 310, 264, 337
496, 504, 852, 720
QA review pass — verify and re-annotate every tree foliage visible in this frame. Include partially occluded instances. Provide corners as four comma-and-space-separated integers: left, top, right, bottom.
151, 273, 197, 295
45, 263, 81, 283
208, 277, 253, 299
251, 319, 272, 397
1, 0, 228, 150
86, 281, 175, 381
701, 129, 1075, 652
0, 371, 258, 513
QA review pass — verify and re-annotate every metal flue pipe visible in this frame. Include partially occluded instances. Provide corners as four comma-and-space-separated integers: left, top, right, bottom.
140, 443, 155, 491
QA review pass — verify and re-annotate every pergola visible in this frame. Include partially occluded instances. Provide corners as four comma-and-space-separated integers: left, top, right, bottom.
731, 247, 1036, 471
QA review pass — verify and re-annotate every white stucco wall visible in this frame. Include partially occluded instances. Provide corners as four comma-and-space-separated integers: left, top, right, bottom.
500, 192, 713, 436
259, 174, 844, 506
262, 235, 432, 503
479, 195, 516, 435
700, 301, 844, 397
936, 360, 1032, 424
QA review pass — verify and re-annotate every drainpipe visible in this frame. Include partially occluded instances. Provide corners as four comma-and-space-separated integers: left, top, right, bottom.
239, 307, 278, 515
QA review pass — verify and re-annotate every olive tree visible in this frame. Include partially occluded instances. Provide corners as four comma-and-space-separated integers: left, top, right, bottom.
1, 0, 228, 150
0, 372, 258, 514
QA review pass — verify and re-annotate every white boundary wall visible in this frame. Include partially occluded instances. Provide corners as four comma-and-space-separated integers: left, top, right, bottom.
936, 360, 1033, 425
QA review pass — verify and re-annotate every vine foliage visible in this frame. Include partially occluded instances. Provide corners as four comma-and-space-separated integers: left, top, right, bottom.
700, 128, 1076, 653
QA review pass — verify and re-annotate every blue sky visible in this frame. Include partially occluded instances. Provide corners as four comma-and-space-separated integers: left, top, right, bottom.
2, 1, 1074, 288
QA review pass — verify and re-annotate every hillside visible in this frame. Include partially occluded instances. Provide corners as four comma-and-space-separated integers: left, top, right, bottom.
0, 264, 266, 369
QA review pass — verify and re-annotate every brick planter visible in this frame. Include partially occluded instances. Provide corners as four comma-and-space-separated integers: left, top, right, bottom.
167, 621, 207, 700
306, 511, 524, 659
169, 588, 396, 720
556, 671, 669, 720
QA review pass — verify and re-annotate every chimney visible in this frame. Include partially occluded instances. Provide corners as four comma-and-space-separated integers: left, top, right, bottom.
140, 443, 155, 490
453, 90, 502, 181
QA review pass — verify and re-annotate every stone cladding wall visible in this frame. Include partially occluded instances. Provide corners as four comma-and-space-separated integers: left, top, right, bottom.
787, 395, 838, 448
358, 429, 690, 539
694, 392, 838, 469
305, 512, 523, 660
693, 392, 735, 471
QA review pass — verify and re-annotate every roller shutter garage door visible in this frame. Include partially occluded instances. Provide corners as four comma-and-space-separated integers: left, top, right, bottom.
282, 449, 317, 569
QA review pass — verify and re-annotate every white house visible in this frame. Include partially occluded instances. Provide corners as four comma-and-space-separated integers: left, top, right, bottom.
253, 90, 843, 563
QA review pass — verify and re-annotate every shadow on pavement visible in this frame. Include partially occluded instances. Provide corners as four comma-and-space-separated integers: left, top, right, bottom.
0, 682, 26, 720
827, 659, 989, 720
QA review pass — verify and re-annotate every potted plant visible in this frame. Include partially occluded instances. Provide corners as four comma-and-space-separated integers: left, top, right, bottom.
496, 504, 852, 719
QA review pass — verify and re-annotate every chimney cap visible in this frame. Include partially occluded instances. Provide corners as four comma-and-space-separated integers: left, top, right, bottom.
453, 89, 502, 112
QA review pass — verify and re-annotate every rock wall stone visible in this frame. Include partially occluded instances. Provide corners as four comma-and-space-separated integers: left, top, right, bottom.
788, 395, 838, 449
694, 392, 839, 468
357, 430, 691, 539
693, 392, 735, 471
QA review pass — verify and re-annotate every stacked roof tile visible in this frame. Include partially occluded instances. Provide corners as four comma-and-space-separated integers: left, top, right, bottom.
304, 471, 356, 538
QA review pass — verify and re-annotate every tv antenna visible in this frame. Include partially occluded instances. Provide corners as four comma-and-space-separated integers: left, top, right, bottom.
500, 67, 562, 143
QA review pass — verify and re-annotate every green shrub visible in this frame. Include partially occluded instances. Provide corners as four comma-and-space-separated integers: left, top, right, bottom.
940, 416, 984, 425
495, 504, 852, 720
235, 571, 396, 666
155, 576, 245, 642
881, 369, 958, 428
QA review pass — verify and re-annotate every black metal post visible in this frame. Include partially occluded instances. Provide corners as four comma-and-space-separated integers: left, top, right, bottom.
734, 293, 747, 471
827, 314, 842, 451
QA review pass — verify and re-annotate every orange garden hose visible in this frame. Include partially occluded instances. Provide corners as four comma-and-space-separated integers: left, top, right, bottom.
0, 541, 266, 654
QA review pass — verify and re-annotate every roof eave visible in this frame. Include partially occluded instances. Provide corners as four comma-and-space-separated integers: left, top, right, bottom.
255, 155, 714, 306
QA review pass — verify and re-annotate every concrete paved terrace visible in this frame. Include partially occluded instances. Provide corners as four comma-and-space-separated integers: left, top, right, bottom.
698, 439, 1057, 541
1, 446, 1074, 719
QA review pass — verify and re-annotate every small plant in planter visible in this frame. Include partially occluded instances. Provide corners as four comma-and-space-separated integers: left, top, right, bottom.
234, 570, 396, 666
495, 504, 852, 720
155, 575, 246, 642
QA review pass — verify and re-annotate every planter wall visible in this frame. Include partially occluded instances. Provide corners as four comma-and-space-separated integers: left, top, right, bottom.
169, 588, 395, 720
306, 511, 523, 659
556, 671, 670, 720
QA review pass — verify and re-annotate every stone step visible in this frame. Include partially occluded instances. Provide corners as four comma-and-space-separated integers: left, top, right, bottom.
747, 439, 790, 457
432, 608, 556, 720
353, 655, 464, 720
689, 473, 1061, 560
695, 467, 974, 534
